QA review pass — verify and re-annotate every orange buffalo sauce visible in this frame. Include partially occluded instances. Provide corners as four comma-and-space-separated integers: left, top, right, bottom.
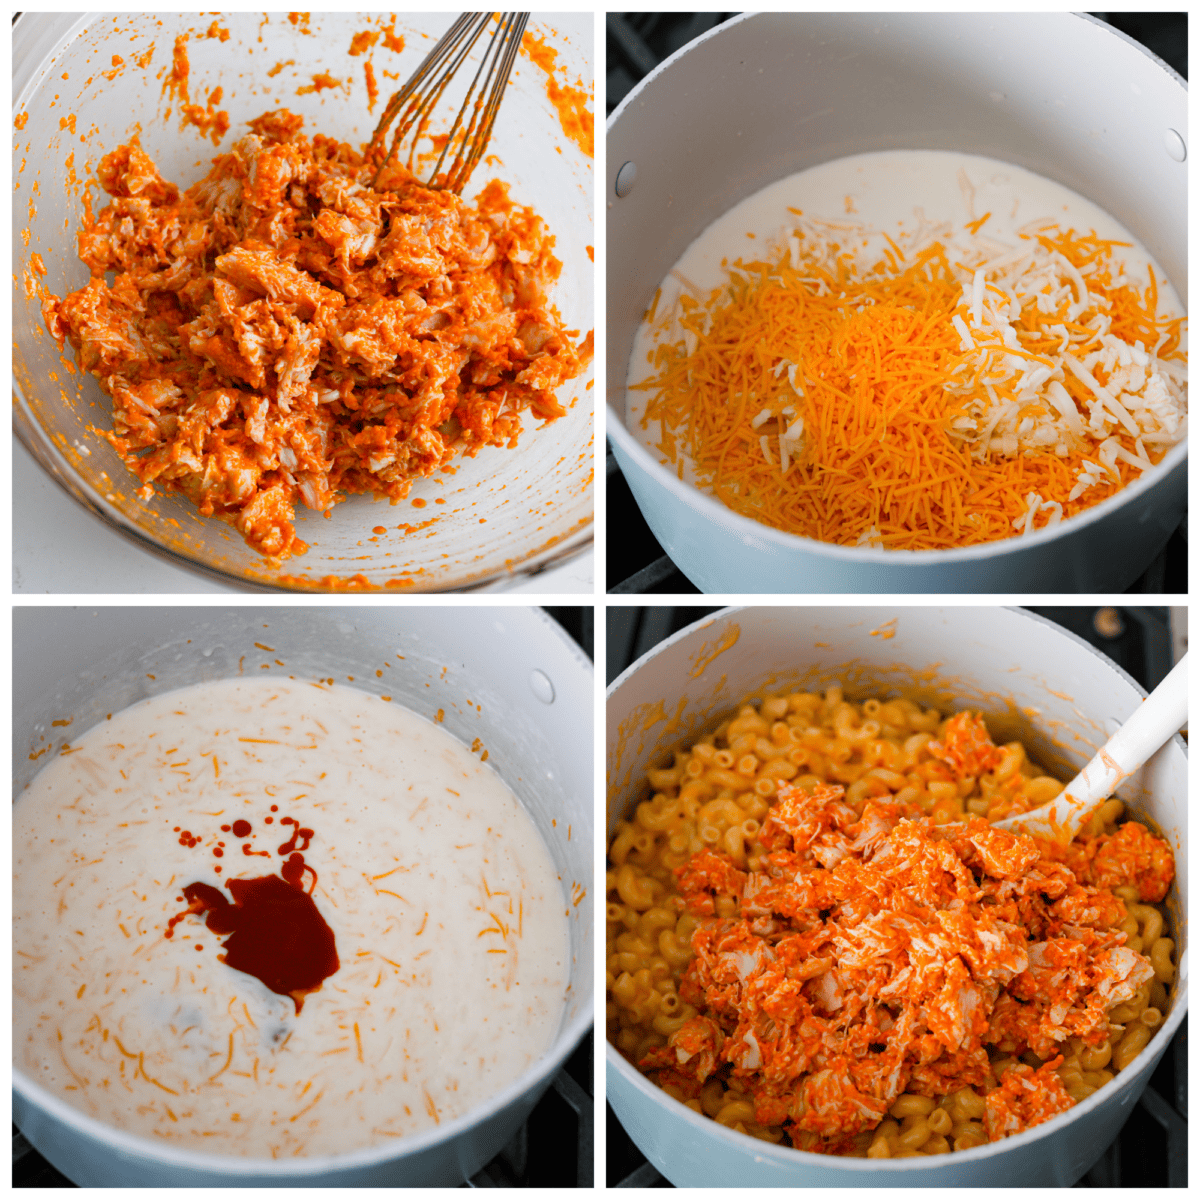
521, 31, 594, 159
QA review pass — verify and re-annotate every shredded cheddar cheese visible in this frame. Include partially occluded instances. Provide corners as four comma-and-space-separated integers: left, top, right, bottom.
637, 212, 1186, 550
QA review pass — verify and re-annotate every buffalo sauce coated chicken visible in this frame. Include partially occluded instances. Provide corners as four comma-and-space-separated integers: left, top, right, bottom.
617, 708, 1175, 1155
42, 110, 588, 558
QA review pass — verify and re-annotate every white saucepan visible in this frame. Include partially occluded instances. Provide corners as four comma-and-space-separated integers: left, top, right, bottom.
607, 13, 1186, 592
606, 606, 1186, 1185
14, 606, 593, 1187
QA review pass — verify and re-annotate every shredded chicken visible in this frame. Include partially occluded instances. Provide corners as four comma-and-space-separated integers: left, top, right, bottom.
642, 782, 1170, 1151
43, 110, 588, 559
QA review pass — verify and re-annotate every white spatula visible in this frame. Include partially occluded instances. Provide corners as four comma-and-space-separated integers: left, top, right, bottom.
993, 653, 1187, 842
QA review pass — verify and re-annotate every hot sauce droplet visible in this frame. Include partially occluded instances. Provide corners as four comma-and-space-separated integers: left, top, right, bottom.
278, 817, 314, 856
280, 852, 316, 890
232, 819, 252, 838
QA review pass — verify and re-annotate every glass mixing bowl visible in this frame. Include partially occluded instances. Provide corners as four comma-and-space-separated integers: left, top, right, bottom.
13, 12, 594, 592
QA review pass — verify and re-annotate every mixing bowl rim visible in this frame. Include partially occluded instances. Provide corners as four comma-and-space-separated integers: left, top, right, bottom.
13, 414, 596, 594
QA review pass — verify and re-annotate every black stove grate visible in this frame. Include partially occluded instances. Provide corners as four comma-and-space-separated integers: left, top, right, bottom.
605, 605, 1187, 1187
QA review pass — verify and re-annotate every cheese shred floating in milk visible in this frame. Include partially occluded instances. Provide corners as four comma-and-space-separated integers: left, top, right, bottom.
628, 151, 1187, 550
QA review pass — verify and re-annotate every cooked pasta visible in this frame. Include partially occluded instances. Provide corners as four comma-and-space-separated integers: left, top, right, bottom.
607, 687, 1176, 1156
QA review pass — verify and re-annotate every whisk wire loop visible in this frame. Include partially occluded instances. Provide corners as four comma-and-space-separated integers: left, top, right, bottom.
370, 12, 531, 195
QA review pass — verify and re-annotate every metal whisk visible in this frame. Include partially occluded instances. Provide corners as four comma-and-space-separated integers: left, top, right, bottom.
369, 12, 530, 195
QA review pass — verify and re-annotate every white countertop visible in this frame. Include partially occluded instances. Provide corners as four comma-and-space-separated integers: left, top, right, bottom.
13, 440, 593, 595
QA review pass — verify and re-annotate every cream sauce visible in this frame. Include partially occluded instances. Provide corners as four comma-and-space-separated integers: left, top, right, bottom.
13, 678, 568, 1157
625, 149, 1184, 478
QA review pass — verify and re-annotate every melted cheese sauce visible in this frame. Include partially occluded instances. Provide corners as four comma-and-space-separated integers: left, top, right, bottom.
13, 679, 568, 1158
626, 149, 1184, 480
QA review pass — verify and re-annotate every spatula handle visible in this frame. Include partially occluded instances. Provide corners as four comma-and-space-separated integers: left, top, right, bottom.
1064, 653, 1189, 811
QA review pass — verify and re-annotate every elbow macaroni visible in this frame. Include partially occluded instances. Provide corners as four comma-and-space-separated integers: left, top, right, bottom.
607, 687, 1177, 1157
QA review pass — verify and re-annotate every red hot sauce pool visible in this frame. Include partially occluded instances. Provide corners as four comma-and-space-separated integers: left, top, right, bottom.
165, 815, 337, 1011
